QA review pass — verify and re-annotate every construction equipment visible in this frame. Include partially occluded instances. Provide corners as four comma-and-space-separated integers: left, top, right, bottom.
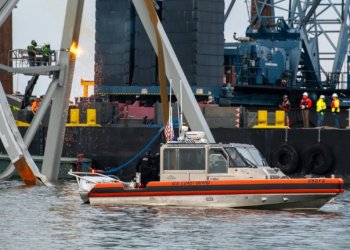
223, 0, 350, 106
0, 0, 84, 184
21, 75, 39, 109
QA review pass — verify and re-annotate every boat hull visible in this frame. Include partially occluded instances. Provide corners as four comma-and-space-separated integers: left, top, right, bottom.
88, 193, 335, 210
86, 178, 344, 210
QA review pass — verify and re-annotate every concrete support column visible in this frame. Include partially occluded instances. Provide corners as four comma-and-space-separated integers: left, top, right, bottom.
0, 15, 12, 94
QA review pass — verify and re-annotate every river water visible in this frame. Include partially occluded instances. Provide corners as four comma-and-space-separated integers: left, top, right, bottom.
0, 180, 349, 250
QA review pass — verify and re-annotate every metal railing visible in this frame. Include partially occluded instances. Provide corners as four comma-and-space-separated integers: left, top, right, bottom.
223, 64, 349, 90
8, 49, 58, 69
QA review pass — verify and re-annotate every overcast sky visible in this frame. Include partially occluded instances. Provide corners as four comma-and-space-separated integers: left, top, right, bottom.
11, 0, 252, 100
12, 1, 340, 99
13, 0, 96, 100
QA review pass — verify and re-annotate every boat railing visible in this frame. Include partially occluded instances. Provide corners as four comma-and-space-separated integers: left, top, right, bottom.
68, 171, 124, 184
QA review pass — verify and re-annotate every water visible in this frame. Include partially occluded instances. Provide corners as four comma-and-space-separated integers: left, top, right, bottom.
0, 180, 349, 250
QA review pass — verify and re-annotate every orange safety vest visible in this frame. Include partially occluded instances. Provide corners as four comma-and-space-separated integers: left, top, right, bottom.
331, 98, 340, 113
32, 100, 39, 113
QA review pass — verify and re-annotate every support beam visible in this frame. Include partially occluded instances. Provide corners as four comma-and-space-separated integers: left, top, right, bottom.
300, 0, 321, 27
0, 79, 59, 180
224, 0, 236, 23
0, 64, 60, 75
296, 1, 321, 86
41, 0, 84, 181
0, 13, 12, 93
0, 81, 50, 185
332, 0, 350, 76
0, 0, 18, 27
132, 0, 215, 143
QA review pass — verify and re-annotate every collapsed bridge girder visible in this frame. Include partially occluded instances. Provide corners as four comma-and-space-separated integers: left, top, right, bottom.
0, 0, 84, 184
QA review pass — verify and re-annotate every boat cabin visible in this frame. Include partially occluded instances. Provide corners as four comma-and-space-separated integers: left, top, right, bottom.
160, 142, 286, 181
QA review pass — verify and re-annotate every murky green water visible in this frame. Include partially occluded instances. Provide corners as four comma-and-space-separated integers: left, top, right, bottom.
0, 180, 349, 249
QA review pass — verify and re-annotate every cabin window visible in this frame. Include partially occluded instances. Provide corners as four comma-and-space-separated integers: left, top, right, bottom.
163, 149, 177, 170
236, 147, 266, 166
224, 147, 247, 168
208, 148, 228, 173
163, 148, 205, 171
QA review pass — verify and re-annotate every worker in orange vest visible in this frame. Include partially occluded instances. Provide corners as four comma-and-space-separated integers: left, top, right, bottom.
31, 96, 41, 113
331, 93, 340, 128
279, 95, 291, 127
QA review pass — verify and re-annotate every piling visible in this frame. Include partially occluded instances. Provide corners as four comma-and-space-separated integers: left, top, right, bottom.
0, 15, 13, 94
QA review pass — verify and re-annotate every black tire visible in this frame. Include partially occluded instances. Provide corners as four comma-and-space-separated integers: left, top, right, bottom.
303, 144, 334, 175
271, 144, 299, 174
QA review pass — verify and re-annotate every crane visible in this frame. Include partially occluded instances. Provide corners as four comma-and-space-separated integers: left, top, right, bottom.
225, 0, 350, 90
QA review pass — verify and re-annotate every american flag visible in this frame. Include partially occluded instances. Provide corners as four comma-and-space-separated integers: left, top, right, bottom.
164, 119, 174, 141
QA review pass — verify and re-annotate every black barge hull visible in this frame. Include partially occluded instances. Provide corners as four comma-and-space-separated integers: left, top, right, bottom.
64, 127, 350, 182
5, 127, 350, 183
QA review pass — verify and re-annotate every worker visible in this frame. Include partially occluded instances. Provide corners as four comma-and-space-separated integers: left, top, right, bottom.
206, 91, 215, 104
222, 82, 233, 97
281, 79, 287, 87
27, 40, 37, 66
72, 154, 84, 172
135, 149, 153, 188
31, 96, 41, 113
299, 92, 312, 128
279, 95, 291, 127
72, 153, 91, 172
316, 95, 326, 127
331, 93, 340, 128
207, 95, 215, 104
41, 43, 52, 66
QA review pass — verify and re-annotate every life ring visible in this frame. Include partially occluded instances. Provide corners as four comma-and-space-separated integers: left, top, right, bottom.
303, 144, 334, 175
271, 144, 299, 174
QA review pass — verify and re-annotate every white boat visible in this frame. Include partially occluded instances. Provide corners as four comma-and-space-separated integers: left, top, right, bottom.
69, 133, 344, 210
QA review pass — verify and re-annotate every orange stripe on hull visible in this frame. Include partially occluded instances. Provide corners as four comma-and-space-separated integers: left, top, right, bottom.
93, 178, 344, 189
13, 156, 36, 185
147, 179, 344, 187
89, 188, 343, 198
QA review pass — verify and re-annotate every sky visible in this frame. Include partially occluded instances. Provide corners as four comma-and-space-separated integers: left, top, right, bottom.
11, 0, 250, 101
11, 0, 343, 100
12, 0, 96, 101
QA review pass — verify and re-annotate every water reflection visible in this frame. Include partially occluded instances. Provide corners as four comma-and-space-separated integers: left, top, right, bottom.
0, 181, 349, 249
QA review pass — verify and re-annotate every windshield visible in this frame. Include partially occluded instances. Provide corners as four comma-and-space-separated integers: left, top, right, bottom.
235, 146, 266, 166
224, 147, 248, 168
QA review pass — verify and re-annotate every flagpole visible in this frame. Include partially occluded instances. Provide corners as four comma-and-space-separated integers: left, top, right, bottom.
169, 78, 172, 121
169, 78, 172, 104
168, 79, 173, 141
179, 79, 183, 136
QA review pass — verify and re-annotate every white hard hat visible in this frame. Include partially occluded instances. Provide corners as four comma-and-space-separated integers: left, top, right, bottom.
36, 95, 40, 99
303, 92, 308, 96
332, 93, 338, 98
320, 95, 325, 99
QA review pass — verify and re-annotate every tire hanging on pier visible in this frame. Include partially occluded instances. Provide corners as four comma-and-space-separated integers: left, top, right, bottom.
271, 144, 299, 174
303, 144, 334, 175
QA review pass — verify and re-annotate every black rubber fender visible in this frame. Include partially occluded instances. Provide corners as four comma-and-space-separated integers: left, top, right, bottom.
271, 144, 299, 174
303, 144, 334, 175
